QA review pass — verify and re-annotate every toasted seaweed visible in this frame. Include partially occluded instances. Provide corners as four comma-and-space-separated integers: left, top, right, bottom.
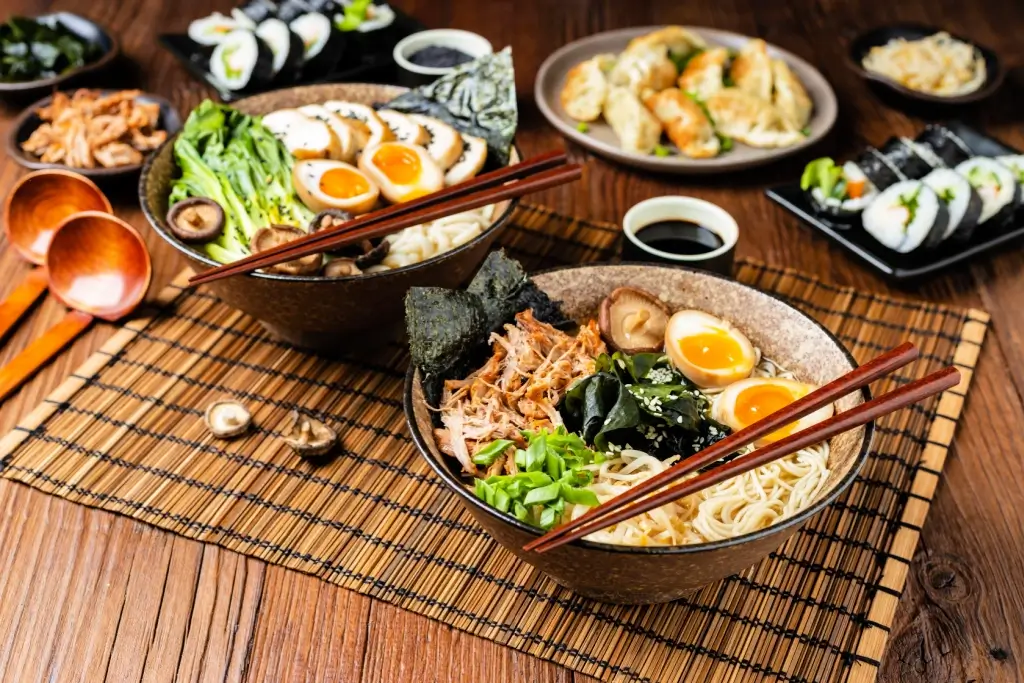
382, 48, 517, 166
406, 288, 487, 376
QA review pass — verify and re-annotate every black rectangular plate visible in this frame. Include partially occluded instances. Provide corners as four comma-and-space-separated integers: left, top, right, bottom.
766, 121, 1024, 280
158, 8, 424, 101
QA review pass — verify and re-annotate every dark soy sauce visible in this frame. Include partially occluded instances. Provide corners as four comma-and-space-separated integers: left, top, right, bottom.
634, 220, 724, 255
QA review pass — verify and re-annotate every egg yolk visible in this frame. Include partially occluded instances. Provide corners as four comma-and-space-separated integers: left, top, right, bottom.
319, 167, 370, 199
679, 330, 744, 370
372, 144, 421, 185
735, 384, 801, 442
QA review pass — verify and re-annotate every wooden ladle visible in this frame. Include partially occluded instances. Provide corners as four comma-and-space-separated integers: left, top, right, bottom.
0, 170, 112, 343
0, 211, 152, 403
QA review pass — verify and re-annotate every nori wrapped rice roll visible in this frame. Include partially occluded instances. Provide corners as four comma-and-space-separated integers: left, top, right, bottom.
862, 180, 948, 253
854, 146, 905, 190
289, 11, 345, 77
879, 137, 933, 180
276, 0, 316, 22
384, 48, 517, 167
209, 29, 274, 92
255, 17, 304, 81
914, 125, 973, 167
238, 0, 279, 24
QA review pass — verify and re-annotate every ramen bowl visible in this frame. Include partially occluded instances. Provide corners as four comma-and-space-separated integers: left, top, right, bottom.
139, 83, 517, 352
405, 263, 872, 604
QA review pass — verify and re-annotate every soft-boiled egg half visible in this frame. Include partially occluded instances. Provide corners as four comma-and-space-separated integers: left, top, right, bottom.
358, 141, 444, 204
664, 310, 757, 388
293, 159, 380, 214
712, 377, 834, 445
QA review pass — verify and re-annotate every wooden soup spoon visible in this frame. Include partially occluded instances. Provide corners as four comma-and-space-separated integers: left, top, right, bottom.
1, 170, 111, 343
0, 211, 152, 403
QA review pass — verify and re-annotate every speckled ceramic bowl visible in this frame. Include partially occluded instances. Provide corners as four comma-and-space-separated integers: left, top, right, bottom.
139, 83, 518, 351
405, 263, 873, 604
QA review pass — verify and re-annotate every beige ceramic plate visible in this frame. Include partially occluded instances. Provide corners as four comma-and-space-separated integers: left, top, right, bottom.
535, 26, 838, 174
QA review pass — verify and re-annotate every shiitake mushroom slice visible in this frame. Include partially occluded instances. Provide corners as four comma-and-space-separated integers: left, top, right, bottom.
250, 225, 322, 275
282, 410, 337, 461
166, 198, 225, 243
598, 286, 671, 354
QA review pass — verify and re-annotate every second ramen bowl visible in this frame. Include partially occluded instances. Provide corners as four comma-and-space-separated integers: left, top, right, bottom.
405, 263, 873, 604
139, 83, 517, 352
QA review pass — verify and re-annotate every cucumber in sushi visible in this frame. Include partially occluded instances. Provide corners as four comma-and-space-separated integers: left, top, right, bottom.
209, 29, 274, 92
255, 17, 304, 81
922, 168, 982, 242
862, 180, 948, 253
801, 157, 877, 220
955, 157, 1020, 226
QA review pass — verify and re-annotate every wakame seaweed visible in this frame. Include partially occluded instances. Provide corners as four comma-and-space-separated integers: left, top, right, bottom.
0, 16, 101, 83
406, 250, 567, 406
558, 351, 731, 459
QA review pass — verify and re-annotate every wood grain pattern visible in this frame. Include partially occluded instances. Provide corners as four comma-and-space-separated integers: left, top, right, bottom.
0, 0, 1021, 682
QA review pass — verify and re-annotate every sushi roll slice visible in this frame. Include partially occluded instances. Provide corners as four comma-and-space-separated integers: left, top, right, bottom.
955, 157, 1020, 226
188, 12, 247, 46
255, 18, 304, 81
914, 125, 973, 167
879, 137, 933, 180
209, 29, 274, 92
854, 147, 905, 191
230, 8, 258, 29
289, 11, 344, 76
277, 0, 317, 22
445, 134, 488, 186
862, 180, 948, 253
238, 0, 279, 24
922, 168, 982, 241
336, 1, 395, 32
800, 157, 878, 220
996, 155, 1024, 183
902, 136, 946, 170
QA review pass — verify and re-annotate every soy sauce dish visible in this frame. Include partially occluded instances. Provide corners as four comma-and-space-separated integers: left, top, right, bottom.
393, 29, 492, 87
622, 197, 739, 276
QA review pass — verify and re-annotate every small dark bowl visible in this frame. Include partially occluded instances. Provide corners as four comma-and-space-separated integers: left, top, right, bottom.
405, 263, 873, 604
847, 24, 1003, 105
8, 90, 181, 181
139, 82, 518, 352
0, 13, 119, 98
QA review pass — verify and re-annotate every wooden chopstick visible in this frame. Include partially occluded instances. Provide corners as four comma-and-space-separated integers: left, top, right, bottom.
187, 150, 570, 285
528, 365, 961, 554
521, 342, 919, 553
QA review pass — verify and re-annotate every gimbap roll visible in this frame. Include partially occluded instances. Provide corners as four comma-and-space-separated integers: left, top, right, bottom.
902, 137, 946, 170
880, 137, 933, 179
336, 1, 395, 32
862, 181, 948, 253
230, 9, 258, 30
209, 29, 274, 92
255, 18, 304, 81
854, 147, 906, 190
922, 168, 982, 242
277, 0, 317, 22
290, 12, 344, 76
955, 157, 1019, 226
914, 125, 973, 167
238, 0, 279, 24
188, 12, 247, 46
996, 155, 1024, 183
801, 157, 878, 220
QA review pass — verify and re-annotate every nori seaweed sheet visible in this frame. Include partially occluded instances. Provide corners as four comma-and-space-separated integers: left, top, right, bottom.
854, 146, 903, 190
406, 250, 568, 407
879, 137, 933, 180
915, 125, 973, 167
382, 48, 517, 166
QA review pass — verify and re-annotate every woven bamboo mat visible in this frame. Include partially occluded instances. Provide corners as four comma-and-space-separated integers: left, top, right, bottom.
0, 204, 988, 683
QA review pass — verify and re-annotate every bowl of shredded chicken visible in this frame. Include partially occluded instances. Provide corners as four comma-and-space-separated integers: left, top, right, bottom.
861, 31, 987, 97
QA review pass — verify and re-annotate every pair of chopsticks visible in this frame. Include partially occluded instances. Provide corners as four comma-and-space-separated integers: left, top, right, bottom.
524, 342, 961, 554
188, 150, 580, 285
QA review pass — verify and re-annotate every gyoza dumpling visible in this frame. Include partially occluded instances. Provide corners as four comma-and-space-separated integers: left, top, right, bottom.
678, 47, 729, 101
643, 88, 719, 159
603, 86, 662, 154
705, 88, 804, 148
771, 59, 813, 130
560, 53, 615, 122
730, 39, 773, 102
627, 26, 707, 60
607, 45, 677, 95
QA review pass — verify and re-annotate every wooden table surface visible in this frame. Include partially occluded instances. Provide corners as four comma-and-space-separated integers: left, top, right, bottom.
1, 1, 1022, 681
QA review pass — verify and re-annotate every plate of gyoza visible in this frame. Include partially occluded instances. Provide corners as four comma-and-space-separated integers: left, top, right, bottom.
535, 26, 838, 174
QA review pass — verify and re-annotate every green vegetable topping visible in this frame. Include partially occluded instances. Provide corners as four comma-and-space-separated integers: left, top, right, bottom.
471, 428, 604, 529
897, 187, 921, 230
575, 121, 589, 133
337, 0, 373, 31
718, 134, 733, 152
670, 47, 703, 73
967, 166, 1001, 192
653, 144, 671, 157
938, 187, 955, 203
801, 126, 811, 136
800, 157, 844, 198
0, 16, 101, 83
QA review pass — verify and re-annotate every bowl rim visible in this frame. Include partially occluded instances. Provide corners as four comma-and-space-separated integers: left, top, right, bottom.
0, 12, 120, 94
844, 22, 1005, 105
403, 261, 875, 555
392, 29, 494, 76
138, 83, 520, 284
7, 90, 182, 178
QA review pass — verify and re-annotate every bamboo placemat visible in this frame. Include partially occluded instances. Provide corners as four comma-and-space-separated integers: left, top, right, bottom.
0, 204, 988, 683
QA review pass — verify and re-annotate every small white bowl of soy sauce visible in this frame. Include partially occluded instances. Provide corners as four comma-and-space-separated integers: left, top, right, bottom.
622, 196, 739, 276
393, 29, 493, 87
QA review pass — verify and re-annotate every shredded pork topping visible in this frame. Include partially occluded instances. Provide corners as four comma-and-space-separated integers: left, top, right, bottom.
436, 310, 606, 476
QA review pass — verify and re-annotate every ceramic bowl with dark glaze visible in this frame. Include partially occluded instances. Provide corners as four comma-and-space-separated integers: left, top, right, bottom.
0, 13, 118, 99
8, 91, 181, 181
405, 263, 873, 604
139, 83, 518, 352
847, 24, 1003, 105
